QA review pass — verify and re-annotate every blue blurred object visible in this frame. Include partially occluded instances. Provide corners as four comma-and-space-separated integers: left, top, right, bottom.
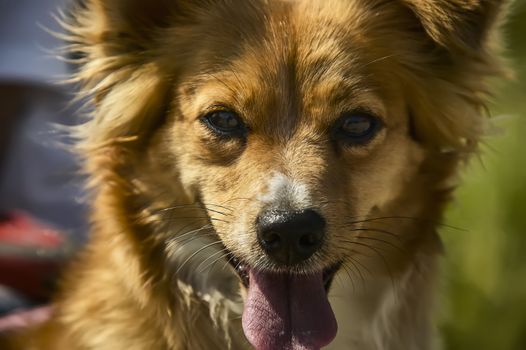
0, 0, 70, 82
0, 0, 87, 238
0, 0, 87, 313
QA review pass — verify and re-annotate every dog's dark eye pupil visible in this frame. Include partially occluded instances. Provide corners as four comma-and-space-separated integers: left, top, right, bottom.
333, 111, 381, 145
209, 111, 239, 129
341, 115, 372, 136
202, 110, 247, 137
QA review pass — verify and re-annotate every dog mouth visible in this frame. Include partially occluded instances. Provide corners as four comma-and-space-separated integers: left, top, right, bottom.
226, 251, 340, 350
227, 253, 250, 287
227, 252, 341, 291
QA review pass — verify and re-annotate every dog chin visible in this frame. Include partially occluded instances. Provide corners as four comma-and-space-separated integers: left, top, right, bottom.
226, 251, 341, 350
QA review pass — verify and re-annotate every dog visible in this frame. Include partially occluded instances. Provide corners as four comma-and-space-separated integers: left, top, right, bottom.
1, 0, 509, 349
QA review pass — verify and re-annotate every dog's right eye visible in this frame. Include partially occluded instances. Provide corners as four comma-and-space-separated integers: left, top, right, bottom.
332, 110, 382, 146
201, 110, 248, 138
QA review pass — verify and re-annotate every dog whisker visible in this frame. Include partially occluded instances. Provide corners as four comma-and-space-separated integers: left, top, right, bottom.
343, 227, 404, 242
168, 232, 218, 253
316, 201, 464, 231
220, 252, 240, 274
160, 216, 231, 224
153, 202, 234, 216
340, 238, 403, 256
345, 258, 367, 292
167, 223, 214, 240
205, 255, 232, 278
205, 207, 234, 217
342, 241, 396, 293
352, 236, 407, 254
165, 225, 215, 251
344, 215, 466, 231
346, 252, 373, 277
196, 250, 229, 274
176, 241, 225, 275
331, 272, 346, 293
340, 263, 357, 294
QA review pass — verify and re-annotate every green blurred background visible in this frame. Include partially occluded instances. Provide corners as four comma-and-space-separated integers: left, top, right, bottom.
440, 1, 526, 349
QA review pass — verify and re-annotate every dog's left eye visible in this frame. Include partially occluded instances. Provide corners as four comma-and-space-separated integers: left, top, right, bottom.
332, 111, 382, 145
201, 110, 247, 137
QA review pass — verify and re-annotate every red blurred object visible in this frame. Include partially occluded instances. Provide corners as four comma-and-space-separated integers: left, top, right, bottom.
0, 305, 53, 332
0, 212, 70, 300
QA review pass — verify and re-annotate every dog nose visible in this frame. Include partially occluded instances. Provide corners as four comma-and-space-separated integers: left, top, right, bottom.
256, 208, 326, 266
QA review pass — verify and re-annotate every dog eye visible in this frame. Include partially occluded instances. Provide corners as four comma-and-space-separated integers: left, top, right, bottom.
333, 111, 382, 145
201, 110, 247, 137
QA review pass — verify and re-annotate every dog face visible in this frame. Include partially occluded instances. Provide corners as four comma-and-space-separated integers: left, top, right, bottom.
171, 2, 415, 271
69, 0, 506, 348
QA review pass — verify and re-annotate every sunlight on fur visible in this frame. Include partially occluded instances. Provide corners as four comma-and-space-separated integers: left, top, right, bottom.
0, 0, 510, 349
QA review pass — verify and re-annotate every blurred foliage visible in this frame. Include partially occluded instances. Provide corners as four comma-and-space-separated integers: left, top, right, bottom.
440, 1, 526, 349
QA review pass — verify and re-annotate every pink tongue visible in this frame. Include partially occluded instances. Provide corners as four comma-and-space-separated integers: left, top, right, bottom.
242, 269, 337, 350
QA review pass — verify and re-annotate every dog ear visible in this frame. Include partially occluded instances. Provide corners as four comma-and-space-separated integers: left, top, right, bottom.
401, 0, 509, 53
68, 0, 196, 56
64, 0, 199, 159
395, 0, 510, 153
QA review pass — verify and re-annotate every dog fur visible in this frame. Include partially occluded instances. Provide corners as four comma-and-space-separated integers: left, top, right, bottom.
2, 0, 509, 349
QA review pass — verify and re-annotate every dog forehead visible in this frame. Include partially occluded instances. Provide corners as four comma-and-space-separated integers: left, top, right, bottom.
187, 1, 378, 135
191, 0, 370, 83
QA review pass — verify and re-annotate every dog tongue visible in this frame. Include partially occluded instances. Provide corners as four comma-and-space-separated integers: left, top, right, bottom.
242, 269, 337, 350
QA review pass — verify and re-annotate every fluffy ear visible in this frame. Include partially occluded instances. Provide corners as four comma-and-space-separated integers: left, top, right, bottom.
393, 0, 511, 154
67, 0, 189, 57
63, 0, 192, 159
401, 0, 509, 52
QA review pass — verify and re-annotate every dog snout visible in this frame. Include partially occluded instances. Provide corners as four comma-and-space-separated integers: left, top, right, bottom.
256, 208, 325, 266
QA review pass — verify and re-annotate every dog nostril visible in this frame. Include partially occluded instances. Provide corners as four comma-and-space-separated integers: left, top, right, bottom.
262, 232, 281, 249
256, 208, 326, 266
299, 232, 319, 248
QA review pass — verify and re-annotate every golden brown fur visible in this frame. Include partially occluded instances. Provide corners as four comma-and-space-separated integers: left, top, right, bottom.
2, 0, 509, 349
